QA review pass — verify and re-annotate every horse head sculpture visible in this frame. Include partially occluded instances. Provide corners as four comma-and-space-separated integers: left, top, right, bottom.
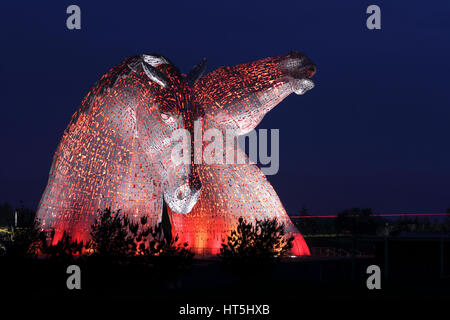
37, 51, 315, 255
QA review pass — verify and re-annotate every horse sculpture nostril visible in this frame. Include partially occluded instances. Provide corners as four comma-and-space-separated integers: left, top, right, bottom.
300, 64, 316, 78
189, 177, 202, 191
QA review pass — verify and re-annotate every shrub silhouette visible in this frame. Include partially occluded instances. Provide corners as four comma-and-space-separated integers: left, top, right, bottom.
86, 207, 193, 288
219, 217, 294, 262
87, 207, 193, 262
39, 229, 84, 260
87, 208, 139, 258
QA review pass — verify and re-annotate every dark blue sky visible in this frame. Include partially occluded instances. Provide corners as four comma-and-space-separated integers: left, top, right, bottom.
1, 1, 449, 215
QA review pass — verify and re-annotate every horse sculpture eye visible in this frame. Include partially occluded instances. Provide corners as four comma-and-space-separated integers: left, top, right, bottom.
160, 112, 174, 123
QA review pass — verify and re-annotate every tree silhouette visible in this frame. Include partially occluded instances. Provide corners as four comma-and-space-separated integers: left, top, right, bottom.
219, 217, 294, 262
86, 207, 193, 289
87, 208, 139, 258
0, 202, 14, 226
39, 229, 84, 261
335, 208, 378, 235
87, 207, 193, 262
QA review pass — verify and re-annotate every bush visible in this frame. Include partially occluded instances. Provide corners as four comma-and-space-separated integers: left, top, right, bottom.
87, 208, 139, 258
219, 217, 294, 263
87, 208, 193, 262
86, 207, 193, 289
38, 229, 84, 261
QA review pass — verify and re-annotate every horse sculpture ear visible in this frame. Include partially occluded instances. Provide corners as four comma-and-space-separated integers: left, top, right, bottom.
142, 54, 170, 67
141, 61, 168, 88
186, 58, 207, 86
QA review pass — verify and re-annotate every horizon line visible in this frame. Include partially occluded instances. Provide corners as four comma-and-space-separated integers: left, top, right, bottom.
291, 213, 449, 218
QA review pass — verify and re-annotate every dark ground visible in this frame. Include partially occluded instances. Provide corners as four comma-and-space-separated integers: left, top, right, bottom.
1, 239, 449, 318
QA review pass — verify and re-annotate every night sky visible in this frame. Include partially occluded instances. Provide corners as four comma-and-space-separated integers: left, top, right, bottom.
1, 1, 449, 215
